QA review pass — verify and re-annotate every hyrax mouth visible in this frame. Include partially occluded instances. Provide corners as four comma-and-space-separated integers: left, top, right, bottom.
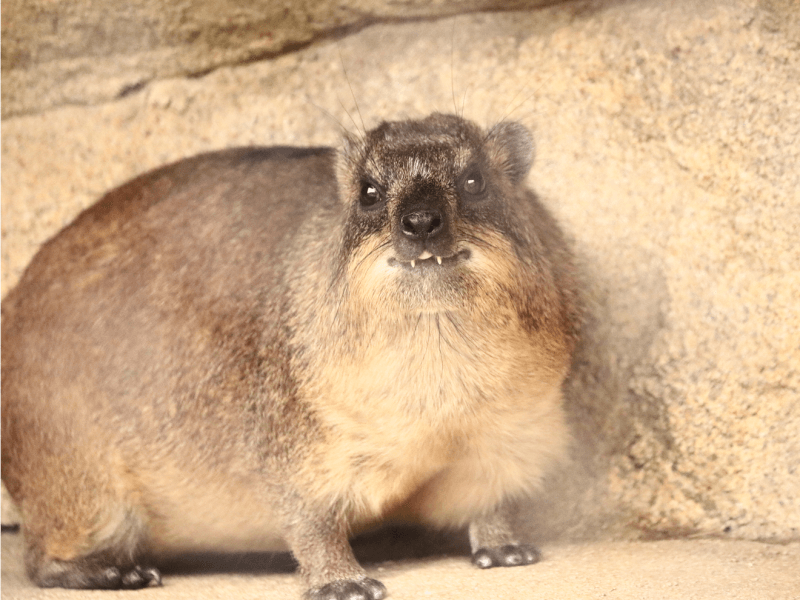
387, 249, 471, 270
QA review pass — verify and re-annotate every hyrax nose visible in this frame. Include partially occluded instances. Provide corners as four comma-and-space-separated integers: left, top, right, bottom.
400, 210, 443, 241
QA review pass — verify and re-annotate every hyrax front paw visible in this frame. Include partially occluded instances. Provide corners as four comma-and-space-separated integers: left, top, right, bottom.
305, 577, 387, 600
471, 544, 541, 569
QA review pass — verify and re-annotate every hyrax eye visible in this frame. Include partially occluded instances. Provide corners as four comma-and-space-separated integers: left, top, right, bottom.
359, 181, 383, 209
462, 170, 486, 195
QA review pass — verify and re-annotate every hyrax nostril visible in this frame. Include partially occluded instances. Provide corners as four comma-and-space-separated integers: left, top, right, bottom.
400, 210, 443, 240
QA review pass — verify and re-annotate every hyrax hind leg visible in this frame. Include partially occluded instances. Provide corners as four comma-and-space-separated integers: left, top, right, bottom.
11, 441, 161, 591
23, 505, 161, 590
23, 503, 161, 590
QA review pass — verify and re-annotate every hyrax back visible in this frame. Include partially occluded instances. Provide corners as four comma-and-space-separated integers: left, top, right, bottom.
2, 113, 580, 599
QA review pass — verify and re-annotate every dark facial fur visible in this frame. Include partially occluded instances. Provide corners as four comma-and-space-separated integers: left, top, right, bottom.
2, 114, 580, 600
341, 114, 532, 262
332, 113, 573, 325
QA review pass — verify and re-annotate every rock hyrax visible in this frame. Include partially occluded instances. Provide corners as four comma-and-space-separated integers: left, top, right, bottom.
2, 113, 580, 599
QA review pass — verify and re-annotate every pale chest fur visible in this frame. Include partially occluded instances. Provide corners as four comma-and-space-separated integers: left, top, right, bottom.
295, 312, 569, 528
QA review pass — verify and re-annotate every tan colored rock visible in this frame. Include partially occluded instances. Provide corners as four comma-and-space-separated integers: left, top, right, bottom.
1, 0, 560, 117
2, 0, 798, 542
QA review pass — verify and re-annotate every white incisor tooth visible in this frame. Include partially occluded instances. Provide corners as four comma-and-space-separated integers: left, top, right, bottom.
418, 250, 433, 260
436, 256, 442, 265
410, 260, 416, 268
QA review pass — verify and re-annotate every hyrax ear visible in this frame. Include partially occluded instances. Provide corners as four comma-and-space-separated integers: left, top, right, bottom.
485, 121, 534, 185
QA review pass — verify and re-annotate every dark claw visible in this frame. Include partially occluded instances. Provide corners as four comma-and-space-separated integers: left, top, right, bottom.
142, 566, 163, 587
472, 549, 495, 569
98, 566, 122, 588
122, 568, 144, 588
360, 578, 387, 599
306, 577, 387, 600
472, 543, 541, 569
120, 566, 163, 589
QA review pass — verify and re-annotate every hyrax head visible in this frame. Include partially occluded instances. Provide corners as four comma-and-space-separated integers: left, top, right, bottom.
336, 113, 537, 313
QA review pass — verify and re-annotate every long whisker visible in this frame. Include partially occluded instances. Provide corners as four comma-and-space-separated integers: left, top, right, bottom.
492, 70, 557, 129
412, 312, 424, 338
306, 97, 351, 138
337, 43, 366, 136
435, 314, 446, 382
352, 239, 392, 275
434, 313, 469, 359
450, 18, 458, 117
461, 231, 502, 253
325, 237, 391, 325
443, 312, 479, 354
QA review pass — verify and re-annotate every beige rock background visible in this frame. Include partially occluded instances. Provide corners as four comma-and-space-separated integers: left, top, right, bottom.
1, 0, 560, 118
2, 0, 798, 575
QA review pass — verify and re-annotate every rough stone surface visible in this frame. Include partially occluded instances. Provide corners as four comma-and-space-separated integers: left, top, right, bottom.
2, 0, 798, 544
1, 0, 561, 118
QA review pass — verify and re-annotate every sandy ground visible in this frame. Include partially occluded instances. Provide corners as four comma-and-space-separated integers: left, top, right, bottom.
2, 531, 799, 599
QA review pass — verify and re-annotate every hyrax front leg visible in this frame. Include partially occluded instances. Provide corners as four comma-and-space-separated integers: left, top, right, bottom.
469, 505, 541, 569
281, 500, 386, 600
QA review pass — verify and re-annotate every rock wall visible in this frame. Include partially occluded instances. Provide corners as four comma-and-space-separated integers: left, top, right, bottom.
1, 0, 558, 117
2, 0, 798, 542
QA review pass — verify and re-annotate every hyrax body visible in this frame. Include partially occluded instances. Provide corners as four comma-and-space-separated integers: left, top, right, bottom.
2, 113, 579, 599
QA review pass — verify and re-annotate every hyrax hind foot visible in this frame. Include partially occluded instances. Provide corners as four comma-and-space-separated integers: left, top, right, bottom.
30, 555, 162, 590
306, 578, 387, 600
471, 544, 541, 569
116, 566, 163, 589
